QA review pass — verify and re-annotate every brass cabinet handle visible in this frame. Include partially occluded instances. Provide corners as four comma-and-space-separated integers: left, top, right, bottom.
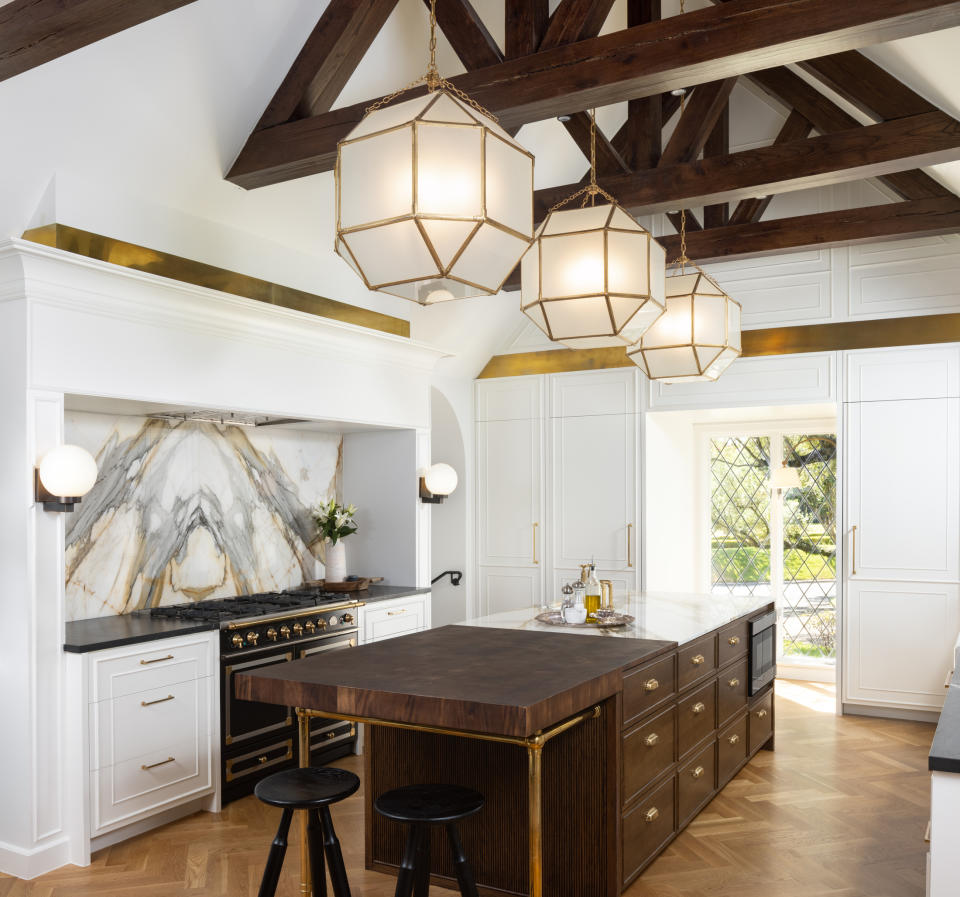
692, 702, 706, 714
728, 733, 740, 745
644, 678, 659, 692
140, 654, 173, 665
852, 524, 857, 576
141, 694, 174, 707
691, 654, 705, 666
627, 523, 633, 568
142, 757, 175, 770
757, 709, 768, 719
728, 678, 740, 689
387, 609, 407, 616
532, 522, 538, 565
258, 755, 268, 764
645, 807, 659, 823
644, 732, 659, 747
728, 636, 740, 646
692, 766, 705, 779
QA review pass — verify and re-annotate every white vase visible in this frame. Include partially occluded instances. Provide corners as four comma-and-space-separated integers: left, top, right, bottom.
324, 539, 347, 583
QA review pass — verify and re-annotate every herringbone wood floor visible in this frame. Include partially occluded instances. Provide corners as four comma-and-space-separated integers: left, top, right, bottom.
0, 682, 935, 897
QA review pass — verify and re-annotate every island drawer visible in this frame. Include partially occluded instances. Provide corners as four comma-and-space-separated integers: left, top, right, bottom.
623, 704, 676, 806
749, 689, 774, 753
717, 656, 749, 726
678, 634, 717, 692
678, 679, 716, 758
718, 712, 748, 786
623, 653, 676, 726
718, 619, 750, 666
678, 739, 716, 827
622, 773, 676, 887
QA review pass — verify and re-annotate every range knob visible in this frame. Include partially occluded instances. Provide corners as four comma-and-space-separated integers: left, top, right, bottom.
304, 621, 316, 634
266, 628, 278, 641
231, 633, 244, 649
279, 625, 291, 640
342, 613, 354, 624
246, 630, 260, 646
292, 623, 304, 637
317, 618, 327, 630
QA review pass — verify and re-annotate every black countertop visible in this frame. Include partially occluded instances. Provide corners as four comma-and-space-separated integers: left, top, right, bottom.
929, 668, 960, 773
63, 585, 432, 654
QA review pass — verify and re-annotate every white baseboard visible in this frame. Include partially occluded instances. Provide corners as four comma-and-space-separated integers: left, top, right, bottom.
777, 663, 836, 684
843, 702, 940, 724
89, 796, 216, 855
0, 834, 72, 880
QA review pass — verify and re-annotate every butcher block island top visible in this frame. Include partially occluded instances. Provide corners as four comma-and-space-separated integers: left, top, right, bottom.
235, 624, 673, 737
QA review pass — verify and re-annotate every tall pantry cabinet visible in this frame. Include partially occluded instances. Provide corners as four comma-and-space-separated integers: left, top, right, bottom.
476, 369, 640, 615
843, 345, 960, 713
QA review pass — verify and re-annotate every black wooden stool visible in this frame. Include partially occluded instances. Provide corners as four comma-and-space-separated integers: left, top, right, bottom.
254, 766, 359, 897
374, 783, 484, 897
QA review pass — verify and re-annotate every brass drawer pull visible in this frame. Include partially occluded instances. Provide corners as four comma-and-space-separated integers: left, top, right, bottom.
141, 756, 175, 770
141, 694, 174, 707
644, 732, 659, 747
692, 766, 705, 780
727, 636, 740, 646
692, 702, 706, 715
258, 755, 268, 764
645, 807, 659, 823
728, 678, 740, 688
756, 709, 768, 719
644, 678, 659, 692
691, 654, 705, 666
140, 654, 173, 665
728, 733, 740, 745
387, 609, 407, 616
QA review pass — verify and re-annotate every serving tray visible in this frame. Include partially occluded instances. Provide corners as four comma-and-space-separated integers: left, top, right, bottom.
535, 611, 635, 628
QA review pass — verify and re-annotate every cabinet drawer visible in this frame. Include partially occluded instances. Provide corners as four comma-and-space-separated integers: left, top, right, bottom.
92, 636, 214, 702
622, 774, 676, 887
93, 734, 212, 833
749, 690, 774, 754
718, 619, 749, 667
717, 657, 749, 726
623, 653, 676, 726
92, 676, 211, 769
225, 739, 294, 784
363, 599, 426, 643
718, 712, 748, 786
678, 679, 716, 757
623, 705, 676, 806
678, 740, 716, 828
678, 634, 717, 692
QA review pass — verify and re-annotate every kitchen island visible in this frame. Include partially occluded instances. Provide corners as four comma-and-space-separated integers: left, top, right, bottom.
236, 593, 775, 897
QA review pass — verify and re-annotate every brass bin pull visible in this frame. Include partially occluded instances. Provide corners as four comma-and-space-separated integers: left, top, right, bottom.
627, 523, 633, 568
141, 694, 175, 707
644, 678, 659, 692
387, 609, 407, 616
692, 766, 705, 780
728, 678, 740, 688
728, 636, 740, 646
644, 732, 659, 747
728, 733, 740, 745
692, 702, 706, 715
852, 524, 857, 576
757, 709, 768, 719
691, 654, 705, 666
532, 522, 538, 565
140, 654, 174, 665
645, 807, 659, 823
142, 757, 175, 770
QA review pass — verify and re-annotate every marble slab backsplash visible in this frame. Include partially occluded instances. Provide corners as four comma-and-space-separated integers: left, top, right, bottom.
64, 412, 341, 621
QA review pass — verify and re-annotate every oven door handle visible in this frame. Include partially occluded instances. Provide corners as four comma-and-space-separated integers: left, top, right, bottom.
299, 637, 357, 658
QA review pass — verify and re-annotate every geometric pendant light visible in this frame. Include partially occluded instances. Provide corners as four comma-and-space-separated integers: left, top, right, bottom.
520, 111, 665, 348
334, 0, 534, 304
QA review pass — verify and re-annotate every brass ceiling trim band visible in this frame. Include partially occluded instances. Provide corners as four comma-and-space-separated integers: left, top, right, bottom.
20, 223, 411, 339
477, 313, 960, 378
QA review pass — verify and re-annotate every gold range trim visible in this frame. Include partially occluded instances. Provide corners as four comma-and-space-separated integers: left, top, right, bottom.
20, 223, 410, 339
224, 600, 364, 630
477, 313, 960, 378
296, 704, 601, 897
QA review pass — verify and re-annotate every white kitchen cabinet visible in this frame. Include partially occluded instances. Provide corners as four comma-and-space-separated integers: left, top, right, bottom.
479, 566, 545, 615
845, 345, 960, 403
846, 398, 959, 583
360, 593, 431, 644
844, 580, 959, 711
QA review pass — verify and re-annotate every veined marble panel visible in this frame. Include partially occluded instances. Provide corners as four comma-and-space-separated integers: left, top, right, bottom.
64, 412, 341, 620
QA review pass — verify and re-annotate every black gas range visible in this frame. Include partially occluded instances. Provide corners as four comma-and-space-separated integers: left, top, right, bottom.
148, 587, 362, 803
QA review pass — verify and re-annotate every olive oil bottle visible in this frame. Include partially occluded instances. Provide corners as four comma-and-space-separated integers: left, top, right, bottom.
584, 562, 602, 622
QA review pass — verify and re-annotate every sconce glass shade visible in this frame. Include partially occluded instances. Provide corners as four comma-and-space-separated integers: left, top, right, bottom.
38, 444, 97, 497
520, 202, 666, 348
335, 90, 535, 303
424, 462, 458, 496
627, 266, 741, 381
770, 461, 802, 491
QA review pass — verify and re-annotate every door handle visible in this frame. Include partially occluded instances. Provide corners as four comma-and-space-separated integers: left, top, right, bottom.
627, 523, 633, 568
532, 522, 538, 565
851, 524, 857, 576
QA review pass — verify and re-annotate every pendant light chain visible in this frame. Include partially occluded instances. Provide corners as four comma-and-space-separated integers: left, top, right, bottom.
550, 107, 617, 212
674, 0, 690, 277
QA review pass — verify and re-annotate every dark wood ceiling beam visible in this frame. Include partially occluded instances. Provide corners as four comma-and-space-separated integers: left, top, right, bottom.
505, 0, 549, 57
427, 0, 504, 69
501, 196, 960, 289
728, 108, 811, 224
564, 114, 632, 176
258, 0, 400, 127
619, 0, 663, 170
538, 0, 616, 51
533, 112, 960, 216
228, 0, 960, 188
703, 101, 731, 228
659, 78, 738, 166
0, 0, 199, 84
